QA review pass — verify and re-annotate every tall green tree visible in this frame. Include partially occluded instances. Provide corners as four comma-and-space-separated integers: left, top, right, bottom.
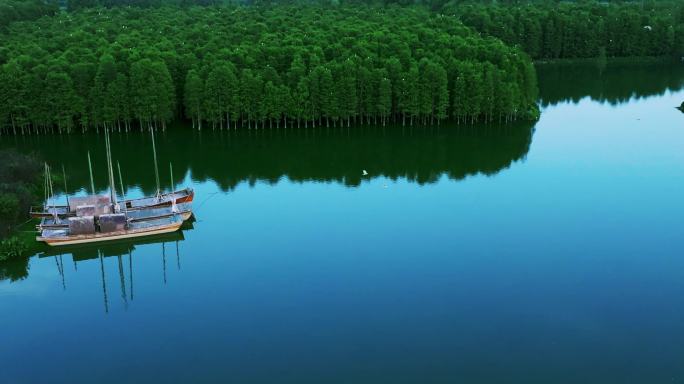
184, 69, 203, 130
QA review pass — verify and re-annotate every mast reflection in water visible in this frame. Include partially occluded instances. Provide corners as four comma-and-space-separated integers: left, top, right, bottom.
37, 220, 193, 313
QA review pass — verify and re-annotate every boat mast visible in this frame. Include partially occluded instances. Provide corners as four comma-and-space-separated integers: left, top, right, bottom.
62, 164, 69, 208
46, 164, 58, 223
169, 162, 178, 213
43, 163, 48, 210
48, 165, 53, 210
150, 128, 161, 198
105, 128, 118, 212
87, 151, 96, 195
169, 162, 175, 193
117, 161, 127, 215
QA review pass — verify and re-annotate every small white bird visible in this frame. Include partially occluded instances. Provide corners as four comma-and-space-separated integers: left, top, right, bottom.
362, 170, 368, 176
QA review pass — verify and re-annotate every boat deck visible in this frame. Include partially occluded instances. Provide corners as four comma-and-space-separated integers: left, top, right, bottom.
38, 215, 184, 246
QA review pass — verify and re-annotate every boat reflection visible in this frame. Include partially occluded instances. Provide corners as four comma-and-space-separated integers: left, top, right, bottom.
37, 220, 194, 313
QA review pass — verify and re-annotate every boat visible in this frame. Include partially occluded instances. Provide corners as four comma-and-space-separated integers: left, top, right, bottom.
36, 202, 193, 230
38, 200, 193, 228
125, 187, 194, 209
29, 188, 194, 218
32, 125, 193, 220
35, 128, 193, 247
37, 214, 184, 246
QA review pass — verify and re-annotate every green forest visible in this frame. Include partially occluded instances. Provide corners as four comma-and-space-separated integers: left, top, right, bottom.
0, 0, 55, 29
0, 0, 683, 135
0, 4, 539, 134
448, 1, 684, 60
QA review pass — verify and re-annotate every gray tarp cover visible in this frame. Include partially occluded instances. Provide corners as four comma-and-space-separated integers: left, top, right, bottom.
98, 213, 127, 233
75, 205, 96, 217
69, 195, 111, 216
68, 216, 95, 235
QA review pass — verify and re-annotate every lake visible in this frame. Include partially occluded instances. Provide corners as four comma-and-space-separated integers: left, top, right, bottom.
2, 61, 684, 384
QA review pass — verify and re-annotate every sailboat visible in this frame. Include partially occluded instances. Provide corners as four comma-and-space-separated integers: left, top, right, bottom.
36, 129, 191, 247
30, 189, 193, 218
30, 128, 193, 219
30, 189, 194, 219
37, 215, 185, 246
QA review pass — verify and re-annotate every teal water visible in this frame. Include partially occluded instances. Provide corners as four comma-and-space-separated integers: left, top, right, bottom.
1, 62, 684, 383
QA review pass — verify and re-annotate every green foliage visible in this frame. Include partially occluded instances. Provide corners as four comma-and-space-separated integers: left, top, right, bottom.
0, 253, 29, 281
130, 59, 176, 127
0, 193, 20, 220
446, 0, 684, 60
0, 4, 538, 133
0, 150, 42, 235
0, 236, 27, 262
0, 0, 56, 30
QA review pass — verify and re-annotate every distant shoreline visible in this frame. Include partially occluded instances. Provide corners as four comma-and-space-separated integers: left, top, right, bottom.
534, 56, 680, 66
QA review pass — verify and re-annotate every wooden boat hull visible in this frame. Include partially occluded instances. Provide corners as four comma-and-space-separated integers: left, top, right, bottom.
37, 220, 183, 247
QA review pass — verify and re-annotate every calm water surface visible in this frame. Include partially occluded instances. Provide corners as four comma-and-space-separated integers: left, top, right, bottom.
2, 62, 684, 384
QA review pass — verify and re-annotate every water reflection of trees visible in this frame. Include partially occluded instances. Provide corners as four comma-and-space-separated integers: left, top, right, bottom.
0, 257, 29, 282
537, 62, 684, 107
4, 123, 534, 194
3, 63, 681, 196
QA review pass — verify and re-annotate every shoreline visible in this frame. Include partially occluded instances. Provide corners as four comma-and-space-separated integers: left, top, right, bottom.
534, 56, 681, 66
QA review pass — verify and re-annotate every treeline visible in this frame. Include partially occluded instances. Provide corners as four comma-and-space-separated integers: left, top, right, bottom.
0, 0, 57, 29
0, 5, 538, 134
446, 0, 684, 60
65, 0, 445, 11
67, 0, 225, 10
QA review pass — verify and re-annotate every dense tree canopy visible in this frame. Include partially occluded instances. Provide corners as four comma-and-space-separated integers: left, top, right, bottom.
0, 0, 56, 30
0, 5, 538, 134
445, 0, 684, 60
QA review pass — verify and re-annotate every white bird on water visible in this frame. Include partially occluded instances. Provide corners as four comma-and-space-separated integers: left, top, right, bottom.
362, 170, 368, 176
